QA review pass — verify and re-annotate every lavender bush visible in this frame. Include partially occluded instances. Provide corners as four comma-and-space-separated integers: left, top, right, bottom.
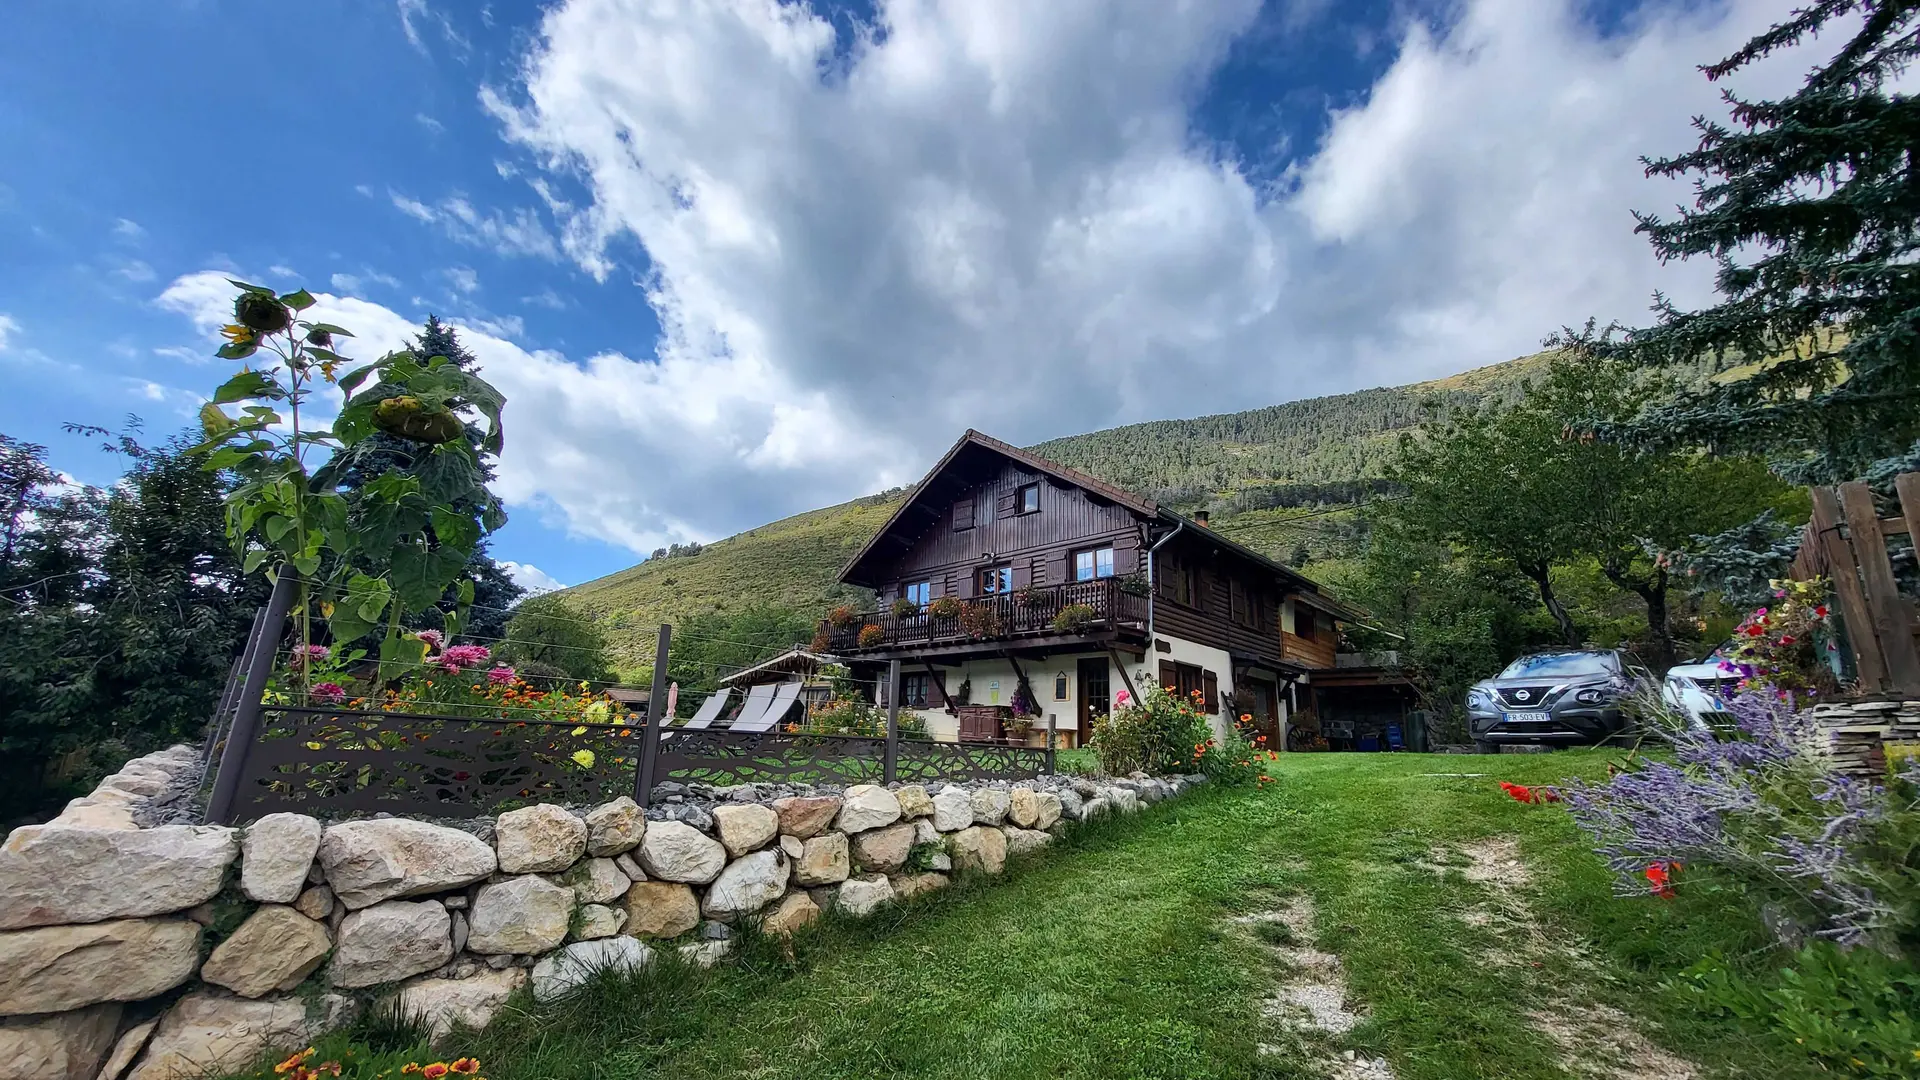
1560, 692, 1920, 955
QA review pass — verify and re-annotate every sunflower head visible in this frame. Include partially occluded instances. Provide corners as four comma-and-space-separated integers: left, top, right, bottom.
235, 291, 291, 334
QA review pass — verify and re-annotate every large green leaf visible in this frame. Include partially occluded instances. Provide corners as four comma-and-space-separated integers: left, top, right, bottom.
212, 369, 285, 404
336, 361, 381, 396
215, 341, 259, 361
278, 289, 316, 311
227, 278, 274, 295
328, 573, 393, 645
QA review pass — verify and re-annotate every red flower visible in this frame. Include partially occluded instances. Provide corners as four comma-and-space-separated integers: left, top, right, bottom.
1644, 861, 1677, 899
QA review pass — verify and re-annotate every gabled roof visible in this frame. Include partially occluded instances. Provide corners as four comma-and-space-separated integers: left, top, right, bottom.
717, 648, 838, 687
838, 430, 1160, 587
837, 429, 1363, 626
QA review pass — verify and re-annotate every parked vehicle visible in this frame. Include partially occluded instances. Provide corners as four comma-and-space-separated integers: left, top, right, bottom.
1661, 647, 1742, 732
1466, 649, 1653, 752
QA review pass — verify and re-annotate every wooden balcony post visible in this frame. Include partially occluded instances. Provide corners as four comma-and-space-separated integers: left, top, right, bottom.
884, 659, 901, 784
636, 623, 672, 806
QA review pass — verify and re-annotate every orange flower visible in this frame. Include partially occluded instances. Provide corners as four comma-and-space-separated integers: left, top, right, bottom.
449, 1059, 481, 1075
422, 1064, 450, 1079
276, 1049, 316, 1074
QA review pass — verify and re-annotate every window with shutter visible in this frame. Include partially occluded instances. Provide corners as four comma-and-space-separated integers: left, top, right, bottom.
1157, 660, 1177, 694
953, 497, 974, 531
1202, 670, 1219, 713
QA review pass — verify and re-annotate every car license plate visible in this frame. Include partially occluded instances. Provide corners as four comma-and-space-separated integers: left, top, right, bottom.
1503, 711, 1550, 724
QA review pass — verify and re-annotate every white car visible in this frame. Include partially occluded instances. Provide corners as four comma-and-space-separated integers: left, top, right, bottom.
1661, 649, 1744, 731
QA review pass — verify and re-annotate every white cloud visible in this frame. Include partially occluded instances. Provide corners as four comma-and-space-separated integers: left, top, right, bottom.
448, 0, 1822, 550
355, 183, 375, 198
155, 269, 883, 554
446, 266, 481, 294
331, 272, 363, 292
268, 264, 299, 279
0, 314, 16, 351
389, 190, 561, 259
397, 0, 469, 57
501, 560, 565, 595
416, 112, 445, 133
112, 218, 145, 241
522, 288, 570, 310
112, 259, 156, 283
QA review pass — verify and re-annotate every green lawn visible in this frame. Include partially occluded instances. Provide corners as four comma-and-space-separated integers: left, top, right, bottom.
289, 751, 1833, 1080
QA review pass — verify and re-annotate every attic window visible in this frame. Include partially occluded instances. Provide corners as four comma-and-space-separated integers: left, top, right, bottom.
1018, 483, 1040, 514
952, 496, 974, 531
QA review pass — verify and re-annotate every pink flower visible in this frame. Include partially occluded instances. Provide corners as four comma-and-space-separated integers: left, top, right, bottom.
486, 665, 516, 685
416, 629, 446, 652
437, 644, 491, 671
290, 644, 330, 669
1115, 689, 1131, 706
311, 682, 346, 704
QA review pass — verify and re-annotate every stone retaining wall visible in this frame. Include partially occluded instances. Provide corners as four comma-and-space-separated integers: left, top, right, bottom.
0, 748, 1203, 1080
1809, 698, 1920, 777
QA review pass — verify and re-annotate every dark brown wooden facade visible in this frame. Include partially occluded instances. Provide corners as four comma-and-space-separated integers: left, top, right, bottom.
830, 431, 1358, 674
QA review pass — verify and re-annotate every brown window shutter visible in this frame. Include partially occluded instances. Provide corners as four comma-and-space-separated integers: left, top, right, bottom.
1113, 534, 1139, 575
958, 571, 975, 599
1202, 670, 1219, 713
953, 497, 974, 530
1158, 660, 1177, 695
1045, 551, 1068, 586
1012, 562, 1032, 589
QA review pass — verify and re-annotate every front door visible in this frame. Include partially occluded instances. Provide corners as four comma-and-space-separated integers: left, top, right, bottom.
1077, 657, 1110, 744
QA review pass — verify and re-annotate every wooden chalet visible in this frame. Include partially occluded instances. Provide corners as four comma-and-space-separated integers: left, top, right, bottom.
821, 430, 1361, 747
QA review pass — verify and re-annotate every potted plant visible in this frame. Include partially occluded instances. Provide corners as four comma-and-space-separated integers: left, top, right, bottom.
1050, 603, 1099, 633
1003, 713, 1033, 742
928, 596, 962, 619
828, 604, 859, 628
890, 597, 921, 620
954, 678, 972, 705
1015, 587, 1052, 611
857, 623, 886, 648
1114, 571, 1150, 597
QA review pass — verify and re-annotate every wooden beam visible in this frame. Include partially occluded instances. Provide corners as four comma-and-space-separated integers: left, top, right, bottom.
1813, 486, 1888, 692
924, 659, 958, 715
1841, 482, 1920, 694
1107, 648, 1139, 704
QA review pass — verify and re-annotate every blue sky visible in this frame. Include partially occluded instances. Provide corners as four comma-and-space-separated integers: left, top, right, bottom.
0, 0, 1796, 593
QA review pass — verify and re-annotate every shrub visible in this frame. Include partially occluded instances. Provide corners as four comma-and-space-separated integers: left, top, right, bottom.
1723, 577, 1841, 698
1672, 945, 1920, 1078
1050, 603, 1098, 633
827, 605, 858, 629
890, 597, 921, 620
1191, 712, 1279, 787
1015, 588, 1052, 611
808, 626, 831, 652
1561, 690, 1920, 954
958, 604, 1001, 639
927, 596, 962, 619
801, 698, 883, 737
857, 624, 885, 648
1089, 684, 1210, 776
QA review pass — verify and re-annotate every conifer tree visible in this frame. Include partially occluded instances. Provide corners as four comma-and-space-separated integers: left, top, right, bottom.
1568, 0, 1920, 481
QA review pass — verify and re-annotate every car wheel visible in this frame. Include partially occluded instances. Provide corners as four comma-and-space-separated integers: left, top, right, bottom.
1474, 740, 1500, 755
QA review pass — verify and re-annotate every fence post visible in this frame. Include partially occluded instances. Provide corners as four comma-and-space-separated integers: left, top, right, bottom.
206, 571, 297, 825
1045, 713, 1056, 775
884, 659, 900, 785
635, 623, 673, 807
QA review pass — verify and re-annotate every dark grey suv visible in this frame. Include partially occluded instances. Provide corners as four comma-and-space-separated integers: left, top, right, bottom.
1466, 649, 1652, 752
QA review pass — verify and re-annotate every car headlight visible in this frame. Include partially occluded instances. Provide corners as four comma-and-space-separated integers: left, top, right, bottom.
1575, 687, 1605, 705
1467, 688, 1494, 711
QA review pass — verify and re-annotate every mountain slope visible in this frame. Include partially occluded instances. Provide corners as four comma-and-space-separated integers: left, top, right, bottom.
564, 351, 1556, 664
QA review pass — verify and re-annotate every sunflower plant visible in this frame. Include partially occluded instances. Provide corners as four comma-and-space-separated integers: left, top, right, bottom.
195, 280, 507, 682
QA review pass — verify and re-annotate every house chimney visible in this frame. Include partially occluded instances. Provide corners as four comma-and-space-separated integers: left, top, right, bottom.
1194, 510, 1209, 527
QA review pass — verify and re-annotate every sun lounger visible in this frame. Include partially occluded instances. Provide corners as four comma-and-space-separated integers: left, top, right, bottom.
732, 680, 802, 733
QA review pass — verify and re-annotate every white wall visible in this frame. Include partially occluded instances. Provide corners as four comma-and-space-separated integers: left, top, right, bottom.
1123, 634, 1237, 742
894, 649, 1128, 744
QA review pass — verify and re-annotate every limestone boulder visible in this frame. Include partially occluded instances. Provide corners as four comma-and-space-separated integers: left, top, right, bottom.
1032, 791, 1064, 831
1057, 788, 1084, 820
125, 991, 355, 1080
561, 858, 630, 905
970, 788, 1011, 826
677, 940, 731, 968
318, 820, 496, 910
294, 885, 334, 922
949, 826, 1007, 875
930, 786, 972, 831
0, 825, 236, 930
1003, 827, 1052, 857
584, 797, 646, 857
636, 820, 727, 884
771, 796, 842, 839
95, 1018, 157, 1080
573, 904, 626, 940
759, 892, 819, 937
850, 822, 914, 873
889, 872, 950, 900
894, 785, 934, 819
1006, 788, 1040, 828
49, 801, 137, 831
390, 967, 526, 1041
466, 875, 574, 956
1108, 787, 1141, 815
835, 786, 901, 833
701, 850, 789, 918
793, 832, 850, 886
620, 882, 699, 939
199, 906, 332, 998
836, 876, 894, 917
0, 1003, 121, 1080
240, 813, 322, 903
779, 835, 804, 859
494, 804, 587, 874
330, 901, 451, 989
531, 938, 651, 1003
614, 852, 646, 881
711, 804, 779, 857
0, 919, 199, 1015
1081, 796, 1111, 820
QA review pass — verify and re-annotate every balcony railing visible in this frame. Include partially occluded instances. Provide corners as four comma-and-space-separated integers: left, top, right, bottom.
821, 578, 1150, 653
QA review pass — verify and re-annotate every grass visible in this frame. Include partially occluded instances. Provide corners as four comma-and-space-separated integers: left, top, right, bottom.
244, 751, 1842, 1080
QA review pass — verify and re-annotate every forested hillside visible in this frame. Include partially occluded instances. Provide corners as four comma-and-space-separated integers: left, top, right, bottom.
565, 350, 1556, 665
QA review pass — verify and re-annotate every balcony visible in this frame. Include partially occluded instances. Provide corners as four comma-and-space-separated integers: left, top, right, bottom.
821, 579, 1150, 656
